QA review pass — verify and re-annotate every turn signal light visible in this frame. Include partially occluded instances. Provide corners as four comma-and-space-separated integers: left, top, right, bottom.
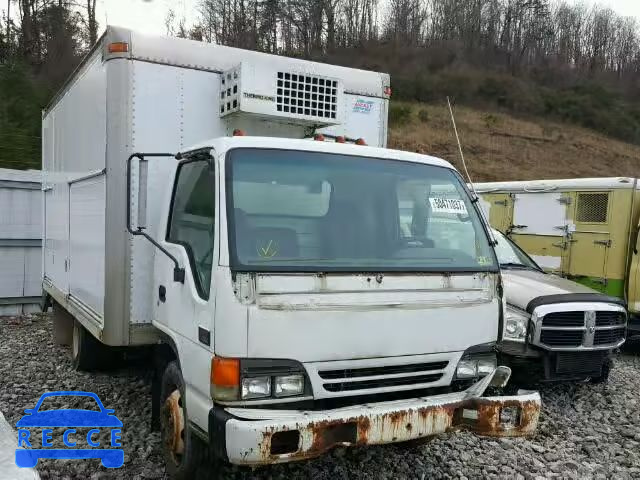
211, 357, 240, 386
232, 129, 246, 136
211, 357, 240, 401
108, 42, 129, 54
355, 138, 367, 145
314, 134, 325, 141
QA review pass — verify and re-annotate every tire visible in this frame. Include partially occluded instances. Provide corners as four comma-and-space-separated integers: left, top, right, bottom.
160, 361, 208, 479
71, 320, 107, 371
590, 357, 612, 384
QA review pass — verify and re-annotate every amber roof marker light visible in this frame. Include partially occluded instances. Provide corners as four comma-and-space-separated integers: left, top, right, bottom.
107, 42, 129, 54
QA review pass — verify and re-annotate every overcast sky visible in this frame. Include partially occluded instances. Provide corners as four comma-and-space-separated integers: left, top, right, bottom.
94, 0, 640, 37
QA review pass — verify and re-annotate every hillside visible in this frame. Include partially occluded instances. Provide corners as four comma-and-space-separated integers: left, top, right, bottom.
388, 102, 640, 182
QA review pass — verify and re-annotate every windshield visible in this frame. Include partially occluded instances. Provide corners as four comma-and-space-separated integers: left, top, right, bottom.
226, 148, 498, 272
493, 230, 540, 270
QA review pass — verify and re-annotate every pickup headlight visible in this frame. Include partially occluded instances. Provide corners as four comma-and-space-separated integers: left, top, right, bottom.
455, 354, 497, 380
504, 306, 530, 343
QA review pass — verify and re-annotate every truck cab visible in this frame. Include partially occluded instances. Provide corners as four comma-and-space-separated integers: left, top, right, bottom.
132, 136, 541, 473
41, 28, 540, 476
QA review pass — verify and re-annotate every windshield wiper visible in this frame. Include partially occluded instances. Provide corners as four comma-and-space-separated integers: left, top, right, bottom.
500, 262, 532, 270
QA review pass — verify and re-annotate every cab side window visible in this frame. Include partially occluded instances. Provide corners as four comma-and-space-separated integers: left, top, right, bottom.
167, 160, 215, 299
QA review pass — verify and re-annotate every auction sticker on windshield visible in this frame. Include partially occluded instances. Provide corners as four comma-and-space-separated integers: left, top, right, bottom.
429, 197, 468, 215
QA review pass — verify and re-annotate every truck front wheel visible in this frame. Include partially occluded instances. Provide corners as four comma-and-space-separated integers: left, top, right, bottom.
160, 361, 208, 479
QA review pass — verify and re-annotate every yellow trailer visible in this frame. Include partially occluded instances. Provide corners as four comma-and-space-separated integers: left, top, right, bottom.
474, 178, 640, 334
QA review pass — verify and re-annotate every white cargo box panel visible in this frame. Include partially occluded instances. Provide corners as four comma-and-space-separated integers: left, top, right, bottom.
0, 168, 42, 315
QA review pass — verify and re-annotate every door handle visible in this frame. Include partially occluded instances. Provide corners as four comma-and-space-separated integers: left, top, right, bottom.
159, 285, 166, 303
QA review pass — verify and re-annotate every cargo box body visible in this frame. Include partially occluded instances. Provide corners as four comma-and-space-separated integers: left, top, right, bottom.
42, 26, 390, 346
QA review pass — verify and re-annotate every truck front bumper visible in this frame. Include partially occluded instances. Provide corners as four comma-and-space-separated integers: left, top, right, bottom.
209, 366, 541, 465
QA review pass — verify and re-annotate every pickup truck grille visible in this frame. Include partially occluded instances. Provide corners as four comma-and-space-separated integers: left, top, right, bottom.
594, 328, 626, 346
319, 361, 448, 393
542, 312, 585, 327
534, 308, 627, 350
540, 330, 583, 347
596, 312, 626, 327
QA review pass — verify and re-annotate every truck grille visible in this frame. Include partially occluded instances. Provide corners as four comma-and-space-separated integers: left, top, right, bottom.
542, 311, 585, 327
555, 352, 605, 375
319, 361, 448, 393
323, 373, 444, 392
594, 328, 626, 346
540, 330, 583, 347
596, 312, 626, 327
535, 308, 626, 350
318, 361, 448, 380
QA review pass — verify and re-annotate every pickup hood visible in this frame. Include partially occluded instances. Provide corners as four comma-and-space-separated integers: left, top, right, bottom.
502, 269, 597, 311
244, 272, 500, 363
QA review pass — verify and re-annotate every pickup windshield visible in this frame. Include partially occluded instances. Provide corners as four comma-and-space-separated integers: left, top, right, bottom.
226, 148, 497, 272
493, 229, 541, 271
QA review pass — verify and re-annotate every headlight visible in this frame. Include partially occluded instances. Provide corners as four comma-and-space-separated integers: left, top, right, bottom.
477, 356, 497, 376
456, 354, 497, 379
241, 376, 271, 399
504, 306, 529, 343
212, 357, 310, 401
456, 359, 478, 379
274, 375, 305, 397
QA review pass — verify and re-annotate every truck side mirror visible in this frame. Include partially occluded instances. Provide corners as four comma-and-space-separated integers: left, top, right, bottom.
137, 158, 148, 231
126, 153, 186, 284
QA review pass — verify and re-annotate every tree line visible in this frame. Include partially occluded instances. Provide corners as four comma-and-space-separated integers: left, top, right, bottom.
169, 0, 640, 82
0, 1, 97, 169
1, 0, 640, 170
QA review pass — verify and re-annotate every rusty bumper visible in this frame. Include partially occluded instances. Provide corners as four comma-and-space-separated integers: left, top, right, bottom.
213, 366, 541, 465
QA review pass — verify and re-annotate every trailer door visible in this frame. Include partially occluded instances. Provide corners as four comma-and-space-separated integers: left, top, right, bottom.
567, 192, 612, 294
509, 192, 567, 273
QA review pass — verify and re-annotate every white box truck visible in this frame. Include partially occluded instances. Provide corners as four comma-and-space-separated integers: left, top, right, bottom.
41, 26, 541, 476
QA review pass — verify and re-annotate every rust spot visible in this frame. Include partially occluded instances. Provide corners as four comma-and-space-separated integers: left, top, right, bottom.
163, 390, 185, 458
456, 397, 541, 437
388, 411, 404, 427
255, 393, 540, 464
358, 416, 371, 444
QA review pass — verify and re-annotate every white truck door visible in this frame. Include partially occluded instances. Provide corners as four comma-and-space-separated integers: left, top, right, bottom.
153, 158, 216, 428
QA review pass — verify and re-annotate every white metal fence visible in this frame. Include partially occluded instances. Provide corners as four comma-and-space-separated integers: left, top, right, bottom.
0, 168, 42, 315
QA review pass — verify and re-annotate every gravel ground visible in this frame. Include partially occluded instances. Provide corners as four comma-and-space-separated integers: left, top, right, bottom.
1, 314, 640, 480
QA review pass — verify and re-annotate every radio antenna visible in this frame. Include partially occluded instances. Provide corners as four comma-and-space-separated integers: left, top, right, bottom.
447, 96, 477, 199
446, 97, 497, 246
